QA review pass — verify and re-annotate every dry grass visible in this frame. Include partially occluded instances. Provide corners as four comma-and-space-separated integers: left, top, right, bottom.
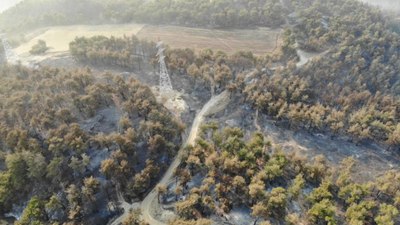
137, 25, 281, 55
15, 23, 281, 58
15, 24, 145, 56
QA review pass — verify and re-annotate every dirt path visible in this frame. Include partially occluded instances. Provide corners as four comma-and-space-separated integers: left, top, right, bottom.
141, 90, 229, 225
109, 91, 230, 225
109, 187, 141, 225
296, 48, 329, 67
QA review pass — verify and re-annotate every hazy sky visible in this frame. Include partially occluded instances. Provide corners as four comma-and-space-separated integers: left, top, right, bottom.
0, 0, 22, 13
0, 0, 399, 14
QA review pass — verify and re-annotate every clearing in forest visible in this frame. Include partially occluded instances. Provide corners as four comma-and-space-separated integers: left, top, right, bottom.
14, 23, 281, 64
137, 25, 281, 55
15, 24, 145, 56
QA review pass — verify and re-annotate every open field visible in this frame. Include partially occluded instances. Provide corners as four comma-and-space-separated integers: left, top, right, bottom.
14, 24, 281, 59
11, 23, 282, 68
15, 24, 145, 56
137, 25, 281, 55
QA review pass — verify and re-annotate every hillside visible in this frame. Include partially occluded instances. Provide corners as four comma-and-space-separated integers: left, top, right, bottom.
0, 0, 287, 35
0, 65, 183, 224
0, 0, 399, 224
0, 0, 111, 34
65, 4, 400, 149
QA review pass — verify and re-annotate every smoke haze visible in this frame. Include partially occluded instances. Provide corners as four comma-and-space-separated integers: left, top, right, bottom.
361, 0, 400, 12
0, 0, 22, 12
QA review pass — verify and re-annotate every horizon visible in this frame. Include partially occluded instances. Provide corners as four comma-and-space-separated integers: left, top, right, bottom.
1, 0, 400, 13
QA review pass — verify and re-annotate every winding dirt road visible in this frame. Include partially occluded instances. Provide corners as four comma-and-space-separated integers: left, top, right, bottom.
110, 91, 230, 225
141, 90, 229, 225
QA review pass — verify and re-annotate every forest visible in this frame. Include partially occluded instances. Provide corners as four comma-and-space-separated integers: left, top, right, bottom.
1, 0, 400, 37
3, 0, 400, 37
168, 124, 400, 224
1, 0, 288, 35
69, 35, 158, 71
245, 0, 400, 147
0, 0, 289, 35
0, 0, 399, 224
69, 24, 399, 149
0, 65, 183, 224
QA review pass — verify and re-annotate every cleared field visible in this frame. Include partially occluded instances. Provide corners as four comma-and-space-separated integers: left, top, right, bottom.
15, 24, 145, 56
15, 23, 281, 59
137, 25, 281, 55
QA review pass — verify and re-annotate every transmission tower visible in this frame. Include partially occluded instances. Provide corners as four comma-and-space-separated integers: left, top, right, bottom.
156, 41, 173, 94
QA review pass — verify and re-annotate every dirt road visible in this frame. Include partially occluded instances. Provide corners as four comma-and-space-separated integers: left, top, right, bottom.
110, 91, 230, 225
141, 90, 229, 225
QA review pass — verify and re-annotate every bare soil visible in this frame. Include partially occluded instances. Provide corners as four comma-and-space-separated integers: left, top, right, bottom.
15, 24, 145, 56
137, 25, 281, 55
14, 23, 281, 66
